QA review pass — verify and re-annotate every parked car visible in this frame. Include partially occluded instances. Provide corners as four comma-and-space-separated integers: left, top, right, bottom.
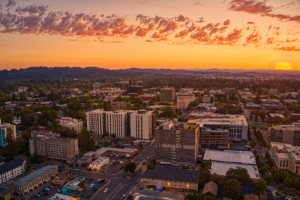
89, 177, 93, 181
75, 169, 79, 171
35, 194, 41, 197
134, 181, 138, 185
104, 188, 108, 193
48, 185, 54, 188
44, 192, 49, 195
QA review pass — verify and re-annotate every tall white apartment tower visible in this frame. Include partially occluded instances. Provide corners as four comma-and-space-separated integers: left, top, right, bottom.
130, 110, 154, 140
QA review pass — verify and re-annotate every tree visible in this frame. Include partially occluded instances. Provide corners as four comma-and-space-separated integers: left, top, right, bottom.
293, 178, 300, 190
255, 154, 260, 161
278, 184, 283, 190
200, 161, 206, 168
147, 164, 155, 170
222, 179, 242, 200
257, 160, 265, 168
250, 141, 256, 148
253, 149, 257, 155
3, 127, 17, 161
206, 159, 212, 167
283, 177, 293, 187
259, 166, 267, 175
264, 174, 272, 184
124, 162, 137, 174
151, 158, 156, 165
283, 110, 289, 119
254, 179, 267, 196
226, 167, 250, 184
198, 179, 205, 190
272, 173, 280, 183
184, 192, 202, 200
27, 164, 32, 169
78, 127, 92, 151
115, 144, 122, 148
254, 93, 261, 104
200, 168, 211, 183
75, 110, 86, 120
79, 179, 85, 187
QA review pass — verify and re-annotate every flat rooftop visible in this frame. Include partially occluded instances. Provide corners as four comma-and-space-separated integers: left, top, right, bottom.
193, 115, 248, 127
203, 150, 256, 165
135, 195, 174, 200
211, 162, 260, 179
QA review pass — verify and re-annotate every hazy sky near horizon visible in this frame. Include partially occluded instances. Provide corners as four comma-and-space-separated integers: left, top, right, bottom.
0, 0, 300, 70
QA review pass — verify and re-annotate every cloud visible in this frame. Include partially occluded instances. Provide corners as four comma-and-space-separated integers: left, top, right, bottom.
286, 38, 298, 42
175, 24, 197, 38
223, 19, 231, 26
175, 15, 189, 22
229, 0, 273, 14
275, 46, 300, 51
197, 17, 205, 23
16, 5, 48, 16
135, 23, 154, 37
266, 37, 275, 44
228, 0, 300, 24
268, 25, 273, 31
146, 39, 152, 42
247, 21, 255, 24
194, 2, 203, 6
245, 31, 261, 44
6, 0, 16, 8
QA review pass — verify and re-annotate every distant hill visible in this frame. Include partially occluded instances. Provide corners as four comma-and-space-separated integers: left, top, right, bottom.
0, 66, 299, 80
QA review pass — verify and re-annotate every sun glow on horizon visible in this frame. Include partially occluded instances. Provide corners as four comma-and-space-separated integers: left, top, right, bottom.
275, 62, 292, 70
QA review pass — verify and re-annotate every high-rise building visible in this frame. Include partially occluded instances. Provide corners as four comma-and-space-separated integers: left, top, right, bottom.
130, 86, 143, 94
29, 130, 79, 163
156, 120, 199, 167
0, 119, 16, 147
160, 87, 175, 102
86, 109, 156, 139
17, 87, 28, 93
59, 117, 83, 134
176, 92, 195, 102
269, 123, 300, 146
130, 110, 155, 140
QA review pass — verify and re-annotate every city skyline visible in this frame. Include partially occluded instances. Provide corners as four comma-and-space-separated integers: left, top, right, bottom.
0, 0, 300, 70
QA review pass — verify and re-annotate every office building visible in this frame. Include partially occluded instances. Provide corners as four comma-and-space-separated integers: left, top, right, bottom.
270, 142, 300, 174
141, 167, 200, 192
203, 150, 260, 181
0, 158, 26, 184
269, 123, 300, 146
130, 86, 143, 94
59, 117, 83, 134
156, 120, 199, 167
160, 87, 175, 102
191, 115, 248, 147
261, 99, 283, 109
176, 92, 195, 102
0, 119, 16, 147
29, 130, 79, 163
130, 110, 156, 140
14, 165, 58, 196
93, 82, 102, 90
176, 98, 190, 109
89, 157, 109, 171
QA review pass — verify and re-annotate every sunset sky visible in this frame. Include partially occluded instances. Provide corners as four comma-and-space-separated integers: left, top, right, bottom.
0, 0, 300, 70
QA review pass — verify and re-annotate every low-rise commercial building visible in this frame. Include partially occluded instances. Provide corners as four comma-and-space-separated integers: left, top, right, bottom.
29, 130, 79, 163
49, 193, 81, 200
84, 147, 138, 158
0, 187, 14, 200
14, 165, 58, 196
130, 86, 143, 94
61, 177, 85, 196
269, 124, 300, 146
268, 113, 285, 122
193, 115, 248, 147
89, 157, 109, 170
52, 170, 76, 186
59, 117, 83, 134
270, 142, 300, 174
290, 113, 300, 122
0, 119, 16, 147
141, 168, 199, 192
156, 120, 199, 168
160, 87, 175, 102
0, 158, 26, 184
203, 150, 260, 181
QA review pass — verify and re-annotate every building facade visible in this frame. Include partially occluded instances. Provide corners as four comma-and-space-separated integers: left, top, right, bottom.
29, 131, 79, 163
176, 92, 195, 102
270, 142, 300, 174
141, 168, 199, 192
269, 124, 300, 146
156, 120, 199, 167
93, 82, 102, 90
59, 117, 83, 134
0, 119, 16, 147
194, 115, 248, 147
14, 165, 58, 196
176, 99, 190, 109
160, 87, 175, 102
17, 87, 27, 93
0, 158, 26, 184
130, 86, 143, 94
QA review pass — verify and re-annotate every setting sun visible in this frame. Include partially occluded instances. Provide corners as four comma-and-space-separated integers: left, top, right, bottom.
276, 62, 292, 70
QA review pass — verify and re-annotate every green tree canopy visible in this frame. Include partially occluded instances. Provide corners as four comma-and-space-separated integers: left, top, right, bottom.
254, 179, 267, 196
226, 167, 250, 184
222, 179, 242, 200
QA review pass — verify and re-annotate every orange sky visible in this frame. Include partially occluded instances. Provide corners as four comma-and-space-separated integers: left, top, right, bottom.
0, 0, 299, 70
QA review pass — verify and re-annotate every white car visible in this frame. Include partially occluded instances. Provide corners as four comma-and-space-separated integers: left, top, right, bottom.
75, 169, 79, 171
104, 188, 108, 193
